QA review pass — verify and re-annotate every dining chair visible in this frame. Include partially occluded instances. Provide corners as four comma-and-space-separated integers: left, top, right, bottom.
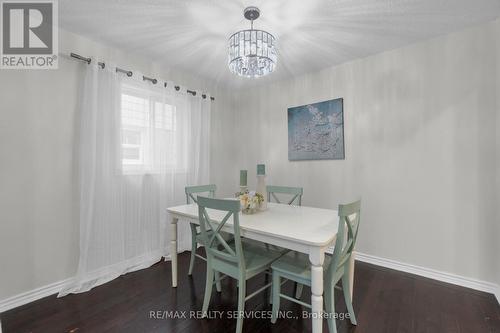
185, 184, 216, 276
266, 185, 303, 205
197, 196, 284, 333
266, 185, 304, 298
270, 200, 361, 333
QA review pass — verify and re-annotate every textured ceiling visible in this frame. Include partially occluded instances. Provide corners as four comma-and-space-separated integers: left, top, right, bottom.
60, 0, 500, 87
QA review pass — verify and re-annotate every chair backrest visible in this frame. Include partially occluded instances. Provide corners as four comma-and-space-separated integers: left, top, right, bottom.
197, 196, 245, 270
266, 185, 303, 205
326, 200, 361, 282
185, 184, 216, 204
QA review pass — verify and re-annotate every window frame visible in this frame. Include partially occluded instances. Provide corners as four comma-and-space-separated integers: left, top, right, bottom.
120, 83, 177, 175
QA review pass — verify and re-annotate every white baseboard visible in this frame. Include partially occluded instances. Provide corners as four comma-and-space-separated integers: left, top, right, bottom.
2, 253, 498, 314
0, 278, 73, 314
355, 251, 500, 304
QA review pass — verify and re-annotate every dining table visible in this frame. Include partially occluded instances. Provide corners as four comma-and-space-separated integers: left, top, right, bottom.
166, 201, 355, 333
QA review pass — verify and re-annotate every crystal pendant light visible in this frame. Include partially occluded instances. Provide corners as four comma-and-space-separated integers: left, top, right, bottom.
228, 7, 277, 78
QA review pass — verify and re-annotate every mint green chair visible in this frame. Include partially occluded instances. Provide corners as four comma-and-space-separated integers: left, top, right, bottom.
266, 185, 304, 298
185, 185, 216, 276
270, 200, 361, 333
266, 185, 303, 205
197, 196, 284, 333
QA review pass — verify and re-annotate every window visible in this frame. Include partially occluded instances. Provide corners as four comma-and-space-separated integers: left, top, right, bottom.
121, 84, 176, 173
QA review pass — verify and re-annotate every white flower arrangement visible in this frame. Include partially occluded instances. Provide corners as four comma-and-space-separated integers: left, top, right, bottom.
235, 190, 265, 214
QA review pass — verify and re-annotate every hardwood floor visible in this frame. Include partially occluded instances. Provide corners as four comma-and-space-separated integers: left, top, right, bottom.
1, 251, 499, 333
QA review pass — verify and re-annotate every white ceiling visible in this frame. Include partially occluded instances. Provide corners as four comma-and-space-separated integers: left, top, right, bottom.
60, 0, 500, 87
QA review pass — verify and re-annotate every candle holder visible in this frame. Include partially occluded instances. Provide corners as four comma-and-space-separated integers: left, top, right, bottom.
256, 164, 267, 210
256, 174, 267, 210
239, 170, 248, 192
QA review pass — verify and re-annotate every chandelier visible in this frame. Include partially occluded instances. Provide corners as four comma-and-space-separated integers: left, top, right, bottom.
228, 7, 277, 78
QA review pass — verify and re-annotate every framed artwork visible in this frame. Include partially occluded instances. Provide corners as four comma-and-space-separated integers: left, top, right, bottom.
288, 98, 344, 161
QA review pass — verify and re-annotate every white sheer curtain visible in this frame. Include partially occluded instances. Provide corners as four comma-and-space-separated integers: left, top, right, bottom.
60, 60, 211, 296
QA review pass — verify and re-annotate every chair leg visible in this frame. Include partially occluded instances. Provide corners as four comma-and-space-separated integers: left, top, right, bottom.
295, 283, 303, 299
324, 285, 337, 333
202, 266, 214, 316
342, 274, 357, 325
271, 272, 280, 324
236, 279, 246, 333
188, 224, 198, 276
215, 271, 222, 292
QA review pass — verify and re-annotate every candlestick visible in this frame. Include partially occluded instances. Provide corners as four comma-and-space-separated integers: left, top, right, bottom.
257, 164, 265, 176
240, 170, 248, 187
256, 174, 267, 210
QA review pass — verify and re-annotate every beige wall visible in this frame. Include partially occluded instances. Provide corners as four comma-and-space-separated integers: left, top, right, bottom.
216, 19, 500, 284
0, 29, 229, 301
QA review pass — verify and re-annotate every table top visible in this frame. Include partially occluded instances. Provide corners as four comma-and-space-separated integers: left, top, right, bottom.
167, 202, 339, 247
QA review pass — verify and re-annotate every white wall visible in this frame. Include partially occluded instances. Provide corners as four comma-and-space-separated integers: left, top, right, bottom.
496, 18, 500, 292
1, 18, 499, 305
218, 19, 500, 285
0, 29, 229, 301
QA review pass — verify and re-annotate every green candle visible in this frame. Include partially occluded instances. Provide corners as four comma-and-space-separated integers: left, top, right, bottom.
257, 164, 265, 175
240, 170, 247, 186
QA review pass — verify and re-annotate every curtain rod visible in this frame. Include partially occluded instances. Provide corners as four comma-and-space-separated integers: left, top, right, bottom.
69, 53, 215, 101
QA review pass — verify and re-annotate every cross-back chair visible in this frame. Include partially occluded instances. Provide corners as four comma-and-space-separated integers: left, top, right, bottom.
266, 185, 304, 298
185, 184, 216, 276
266, 185, 303, 205
270, 199, 361, 333
197, 196, 284, 333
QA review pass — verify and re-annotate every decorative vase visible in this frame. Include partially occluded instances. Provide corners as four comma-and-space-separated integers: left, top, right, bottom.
241, 206, 259, 215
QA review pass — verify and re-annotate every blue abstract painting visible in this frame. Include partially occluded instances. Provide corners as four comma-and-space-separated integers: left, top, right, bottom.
288, 98, 344, 161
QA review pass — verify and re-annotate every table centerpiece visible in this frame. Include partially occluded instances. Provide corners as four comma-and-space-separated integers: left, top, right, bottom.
235, 190, 264, 214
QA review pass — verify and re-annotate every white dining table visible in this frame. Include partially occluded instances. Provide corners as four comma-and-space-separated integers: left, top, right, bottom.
166, 202, 355, 333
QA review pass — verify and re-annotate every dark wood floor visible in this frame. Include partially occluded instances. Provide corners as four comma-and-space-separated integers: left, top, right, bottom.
1, 250, 500, 333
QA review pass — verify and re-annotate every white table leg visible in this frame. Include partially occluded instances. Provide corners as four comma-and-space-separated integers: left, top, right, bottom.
349, 251, 355, 298
309, 248, 325, 333
170, 217, 178, 287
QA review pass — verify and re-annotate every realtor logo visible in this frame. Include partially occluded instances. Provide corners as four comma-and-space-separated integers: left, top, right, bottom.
1, 0, 58, 69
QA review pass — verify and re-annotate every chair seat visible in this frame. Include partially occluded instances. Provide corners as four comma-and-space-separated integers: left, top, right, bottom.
271, 251, 344, 285
242, 240, 285, 273
195, 230, 213, 242
215, 239, 285, 279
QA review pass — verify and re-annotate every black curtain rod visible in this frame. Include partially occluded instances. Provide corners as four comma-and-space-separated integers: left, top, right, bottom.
70, 53, 215, 101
